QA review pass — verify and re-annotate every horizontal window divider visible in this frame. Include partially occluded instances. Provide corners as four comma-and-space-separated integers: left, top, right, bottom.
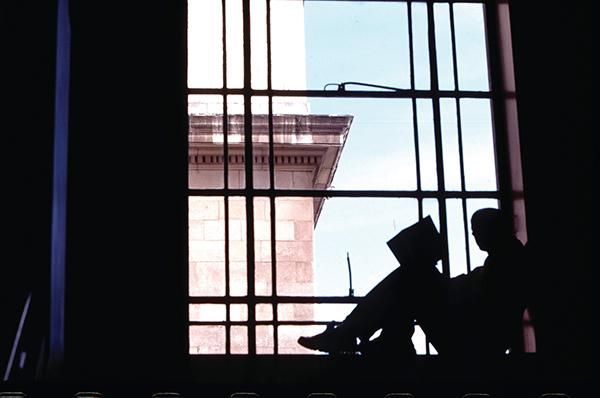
190, 320, 340, 327
187, 88, 493, 99
301, 0, 489, 4
187, 189, 501, 199
189, 296, 363, 304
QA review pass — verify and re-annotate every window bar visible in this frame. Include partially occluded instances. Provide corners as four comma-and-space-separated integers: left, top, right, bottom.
190, 188, 502, 200
221, 0, 232, 355
224, 195, 232, 354
266, 0, 279, 355
410, 0, 427, 356
189, 295, 363, 305
448, 3, 472, 274
242, 0, 257, 356
187, 87, 495, 99
408, 1, 423, 220
427, 1, 450, 278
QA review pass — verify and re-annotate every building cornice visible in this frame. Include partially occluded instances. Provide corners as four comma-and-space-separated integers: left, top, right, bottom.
188, 113, 353, 223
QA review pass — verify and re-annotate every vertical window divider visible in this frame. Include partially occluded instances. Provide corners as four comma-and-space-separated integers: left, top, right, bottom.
408, 1, 423, 220
410, 0, 428, 356
448, 3, 472, 274
266, 0, 279, 355
221, 0, 232, 355
426, 1, 450, 278
242, 0, 257, 356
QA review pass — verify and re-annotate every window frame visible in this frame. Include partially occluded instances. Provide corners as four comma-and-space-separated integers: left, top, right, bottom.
186, 0, 527, 357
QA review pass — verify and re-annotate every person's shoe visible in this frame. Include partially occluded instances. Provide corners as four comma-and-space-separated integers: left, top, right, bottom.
298, 323, 358, 354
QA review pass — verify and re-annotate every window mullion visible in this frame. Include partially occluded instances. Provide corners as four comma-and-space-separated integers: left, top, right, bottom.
220, 0, 232, 355
187, 87, 495, 99
266, 0, 279, 354
427, 1, 450, 278
408, 1, 423, 220
242, 0, 257, 356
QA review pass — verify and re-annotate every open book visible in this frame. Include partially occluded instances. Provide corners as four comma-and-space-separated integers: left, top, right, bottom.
386, 215, 443, 267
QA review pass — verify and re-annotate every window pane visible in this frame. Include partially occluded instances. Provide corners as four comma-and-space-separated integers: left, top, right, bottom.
225, 0, 244, 88
411, 2, 431, 90
434, 4, 456, 91
422, 198, 442, 273
440, 98, 462, 191
254, 197, 272, 296
453, 3, 490, 91
250, 96, 274, 190
187, 0, 223, 88
230, 304, 248, 322
256, 325, 274, 354
313, 198, 419, 297
188, 196, 250, 297
277, 97, 417, 191
417, 99, 438, 190
270, 0, 309, 90
251, 0, 268, 89
278, 325, 328, 354
256, 304, 273, 321
189, 304, 226, 322
187, 0, 245, 89
231, 326, 248, 354
275, 197, 316, 296
189, 95, 224, 189
278, 304, 356, 322
272, 0, 412, 91
423, 198, 440, 230
189, 197, 225, 296
228, 197, 248, 296
446, 199, 469, 277
190, 325, 225, 354
460, 99, 497, 191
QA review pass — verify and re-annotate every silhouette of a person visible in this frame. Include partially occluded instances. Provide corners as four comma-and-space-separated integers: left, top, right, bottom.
298, 208, 528, 363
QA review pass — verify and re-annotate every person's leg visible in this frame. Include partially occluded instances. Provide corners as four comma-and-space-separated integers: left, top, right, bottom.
340, 266, 415, 341
298, 266, 412, 353
298, 263, 448, 353
409, 266, 453, 355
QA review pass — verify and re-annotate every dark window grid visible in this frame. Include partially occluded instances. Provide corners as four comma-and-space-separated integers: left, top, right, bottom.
190, 321, 346, 327
186, 0, 507, 355
191, 320, 426, 327
221, 0, 232, 354
304, 0, 490, 4
241, 0, 258, 355
188, 88, 498, 98
188, 190, 501, 199
190, 296, 363, 304
407, 0, 423, 222
265, 0, 281, 354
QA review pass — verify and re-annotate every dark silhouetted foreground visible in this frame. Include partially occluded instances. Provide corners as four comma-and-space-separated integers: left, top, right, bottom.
298, 208, 528, 365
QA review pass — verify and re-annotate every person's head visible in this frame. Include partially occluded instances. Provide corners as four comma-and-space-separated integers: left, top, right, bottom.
470, 208, 513, 252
